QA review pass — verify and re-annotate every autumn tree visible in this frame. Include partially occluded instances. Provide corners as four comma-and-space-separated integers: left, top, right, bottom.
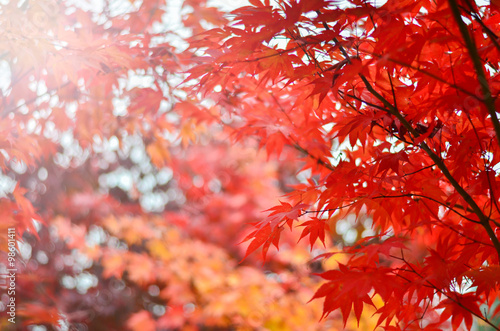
183, 0, 500, 330
2, 0, 500, 330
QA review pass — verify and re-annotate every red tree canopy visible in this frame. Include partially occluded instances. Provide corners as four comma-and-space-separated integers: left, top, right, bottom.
1, 0, 500, 330
183, 0, 500, 329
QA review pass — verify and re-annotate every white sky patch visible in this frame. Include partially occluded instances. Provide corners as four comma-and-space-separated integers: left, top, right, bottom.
0, 60, 11, 95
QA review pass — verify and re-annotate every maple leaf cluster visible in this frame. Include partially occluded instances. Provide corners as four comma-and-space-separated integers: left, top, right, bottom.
0, 0, 500, 330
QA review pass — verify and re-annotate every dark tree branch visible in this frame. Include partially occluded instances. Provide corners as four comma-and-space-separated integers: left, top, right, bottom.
317, 8, 500, 257
448, 0, 500, 148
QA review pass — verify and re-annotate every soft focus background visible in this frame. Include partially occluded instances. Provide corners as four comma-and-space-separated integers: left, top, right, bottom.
0, 0, 372, 330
